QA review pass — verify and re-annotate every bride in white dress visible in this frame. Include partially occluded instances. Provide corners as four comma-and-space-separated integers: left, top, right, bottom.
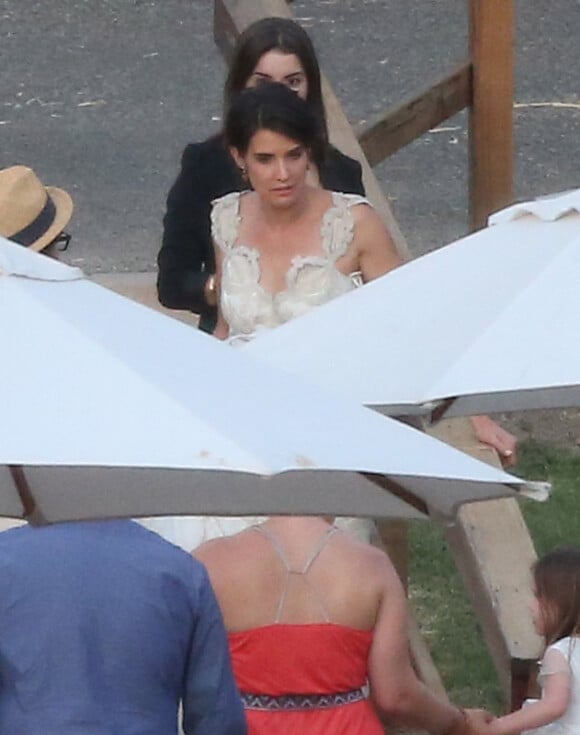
141, 83, 401, 549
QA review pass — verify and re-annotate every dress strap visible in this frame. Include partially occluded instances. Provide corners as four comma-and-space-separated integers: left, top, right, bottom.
321, 192, 370, 262
301, 526, 340, 574
252, 524, 292, 571
210, 191, 241, 252
252, 524, 339, 623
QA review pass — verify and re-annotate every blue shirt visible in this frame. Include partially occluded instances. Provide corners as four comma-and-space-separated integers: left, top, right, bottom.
0, 520, 246, 735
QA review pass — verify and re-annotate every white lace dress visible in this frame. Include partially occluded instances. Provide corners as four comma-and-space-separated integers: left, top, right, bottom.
140, 190, 373, 550
215, 190, 365, 341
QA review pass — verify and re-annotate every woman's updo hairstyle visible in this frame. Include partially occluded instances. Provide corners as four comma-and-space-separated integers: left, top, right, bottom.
225, 82, 326, 168
224, 17, 328, 147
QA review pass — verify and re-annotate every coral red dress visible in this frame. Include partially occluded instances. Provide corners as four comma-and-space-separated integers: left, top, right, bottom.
228, 526, 385, 735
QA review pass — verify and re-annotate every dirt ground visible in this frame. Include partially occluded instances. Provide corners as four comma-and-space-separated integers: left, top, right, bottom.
498, 408, 580, 451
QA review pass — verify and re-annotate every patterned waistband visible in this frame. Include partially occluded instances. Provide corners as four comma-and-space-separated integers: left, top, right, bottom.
241, 687, 366, 711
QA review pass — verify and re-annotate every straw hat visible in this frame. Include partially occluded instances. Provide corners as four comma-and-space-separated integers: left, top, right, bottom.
0, 165, 73, 251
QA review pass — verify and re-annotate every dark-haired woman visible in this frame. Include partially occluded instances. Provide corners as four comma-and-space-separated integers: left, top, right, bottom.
158, 17, 365, 334
212, 82, 399, 342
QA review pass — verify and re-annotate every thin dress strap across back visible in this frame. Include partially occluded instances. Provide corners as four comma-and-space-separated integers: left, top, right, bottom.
252, 524, 339, 624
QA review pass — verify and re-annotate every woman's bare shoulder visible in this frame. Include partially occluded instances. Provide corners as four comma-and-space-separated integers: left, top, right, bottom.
349, 198, 383, 227
334, 530, 401, 584
193, 527, 257, 565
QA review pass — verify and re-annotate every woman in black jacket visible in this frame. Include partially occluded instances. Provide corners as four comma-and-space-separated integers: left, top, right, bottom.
157, 17, 365, 333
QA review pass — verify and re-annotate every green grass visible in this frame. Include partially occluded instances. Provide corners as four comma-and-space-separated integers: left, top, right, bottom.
517, 441, 580, 554
408, 439, 580, 712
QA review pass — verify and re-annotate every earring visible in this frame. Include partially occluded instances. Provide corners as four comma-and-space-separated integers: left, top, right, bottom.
239, 165, 247, 181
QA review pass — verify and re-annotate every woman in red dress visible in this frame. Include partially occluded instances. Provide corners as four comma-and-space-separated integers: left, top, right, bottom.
195, 516, 487, 735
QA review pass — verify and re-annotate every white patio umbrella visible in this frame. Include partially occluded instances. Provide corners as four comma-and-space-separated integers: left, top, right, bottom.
0, 236, 529, 525
246, 188, 580, 420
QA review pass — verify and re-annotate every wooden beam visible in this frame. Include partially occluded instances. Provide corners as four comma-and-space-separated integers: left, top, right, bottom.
445, 498, 540, 709
468, 0, 514, 231
213, 0, 409, 259
214, 0, 292, 65
428, 418, 541, 709
358, 64, 472, 167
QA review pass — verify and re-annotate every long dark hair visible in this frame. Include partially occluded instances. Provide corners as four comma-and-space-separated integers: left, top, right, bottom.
224, 17, 328, 147
225, 83, 325, 168
534, 546, 580, 645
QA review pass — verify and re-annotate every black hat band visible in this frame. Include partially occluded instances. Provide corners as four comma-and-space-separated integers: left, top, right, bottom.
11, 195, 57, 247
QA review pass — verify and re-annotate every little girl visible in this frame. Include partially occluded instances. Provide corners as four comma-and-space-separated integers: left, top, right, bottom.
486, 546, 580, 735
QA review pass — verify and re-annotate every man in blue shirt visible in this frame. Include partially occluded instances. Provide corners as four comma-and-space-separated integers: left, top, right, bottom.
0, 519, 247, 735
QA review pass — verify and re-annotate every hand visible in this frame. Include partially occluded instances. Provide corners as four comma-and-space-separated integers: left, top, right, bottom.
463, 708, 495, 735
447, 707, 493, 735
469, 415, 518, 467
212, 323, 229, 340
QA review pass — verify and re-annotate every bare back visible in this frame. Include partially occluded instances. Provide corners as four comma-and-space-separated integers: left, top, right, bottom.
194, 516, 392, 633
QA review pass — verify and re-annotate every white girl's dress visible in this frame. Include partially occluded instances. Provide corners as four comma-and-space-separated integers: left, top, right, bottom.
524, 636, 580, 735
140, 191, 373, 551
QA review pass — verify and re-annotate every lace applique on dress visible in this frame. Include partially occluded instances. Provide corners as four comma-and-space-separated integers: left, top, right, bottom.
211, 191, 240, 252
320, 192, 366, 260
211, 191, 370, 339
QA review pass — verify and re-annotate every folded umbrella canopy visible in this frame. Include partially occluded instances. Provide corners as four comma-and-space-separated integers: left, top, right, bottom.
0, 236, 531, 524
245, 188, 580, 419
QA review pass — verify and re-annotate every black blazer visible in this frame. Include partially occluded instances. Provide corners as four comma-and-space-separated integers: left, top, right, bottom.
157, 135, 365, 333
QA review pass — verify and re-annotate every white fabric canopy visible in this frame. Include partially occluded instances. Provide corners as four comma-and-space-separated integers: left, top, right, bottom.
246, 188, 580, 418
0, 236, 526, 524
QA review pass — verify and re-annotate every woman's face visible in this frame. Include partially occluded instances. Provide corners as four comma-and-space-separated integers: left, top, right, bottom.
246, 51, 308, 100
232, 128, 310, 209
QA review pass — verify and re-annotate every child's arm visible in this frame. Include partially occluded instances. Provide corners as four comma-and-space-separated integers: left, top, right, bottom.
488, 648, 571, 735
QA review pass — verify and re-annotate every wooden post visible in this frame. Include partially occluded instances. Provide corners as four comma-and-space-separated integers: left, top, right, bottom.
468, 0, 514, 230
